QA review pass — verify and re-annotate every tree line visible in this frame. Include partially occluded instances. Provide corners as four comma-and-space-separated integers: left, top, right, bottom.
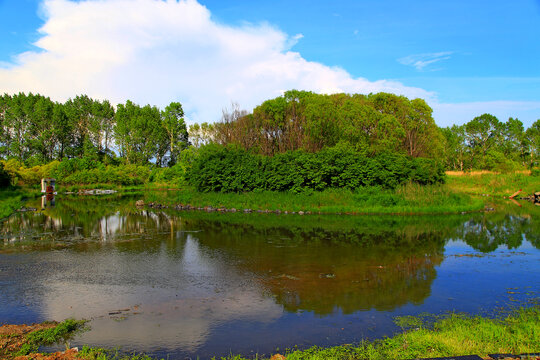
0, 90, 539, 189
442, 114, 540, 171
0, 93, 188, 167
205, 90, 539, 171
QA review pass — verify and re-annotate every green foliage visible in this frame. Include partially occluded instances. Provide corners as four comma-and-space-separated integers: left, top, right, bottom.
0, 189, 23, 218
78, 346, 158, 360
188, 144, 445, 193
443, 115, 539, 171
16, 319, 87, 356
213, 91, 443, 159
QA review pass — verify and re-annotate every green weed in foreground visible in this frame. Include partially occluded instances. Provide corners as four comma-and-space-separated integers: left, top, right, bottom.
8, 307, 539, 359
210, 306, 540, 360
78, 346, 157, 360
272, 306, 540, 360
16, 318, 87, 356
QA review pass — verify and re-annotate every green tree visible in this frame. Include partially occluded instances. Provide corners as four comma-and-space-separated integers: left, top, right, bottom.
161, 102, 188, 165
64, 95, 94, 158
464, 113, 501, 168
441, 125, 467, 171
114, 100, 161, 165
524, 119, 540, 168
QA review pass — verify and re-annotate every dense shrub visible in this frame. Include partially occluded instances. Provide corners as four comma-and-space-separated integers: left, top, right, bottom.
60, 164, 151, 185
50, 158, 104, 180
188, 144, 445, 192
1, 159, 60, 186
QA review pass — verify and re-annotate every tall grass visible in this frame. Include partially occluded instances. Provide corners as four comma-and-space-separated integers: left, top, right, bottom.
144, 183, 484, 215
446, 172, 539, 197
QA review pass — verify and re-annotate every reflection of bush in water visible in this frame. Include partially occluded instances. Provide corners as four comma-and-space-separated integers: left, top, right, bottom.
268, 254, 442, 315
190, 221, 446, 314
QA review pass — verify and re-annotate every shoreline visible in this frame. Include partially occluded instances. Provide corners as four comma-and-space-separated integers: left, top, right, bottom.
2, 306, 539, 360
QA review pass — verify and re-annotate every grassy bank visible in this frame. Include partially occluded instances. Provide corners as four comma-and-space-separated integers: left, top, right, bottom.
446, 171, 539, 198
0, 187, 43, 219
274, 306, 540, 360
144, 182, 485, 215
0, 188, 25, 219
2, 306, 538, 359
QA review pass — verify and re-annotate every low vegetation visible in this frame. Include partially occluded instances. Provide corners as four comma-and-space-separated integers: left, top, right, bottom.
0, 319, 87, 359
189, 144, 445, 193
145, 182, 484, 215
446, 170, 539, 197
0, 189, 24, 219
1, 307, 538, 360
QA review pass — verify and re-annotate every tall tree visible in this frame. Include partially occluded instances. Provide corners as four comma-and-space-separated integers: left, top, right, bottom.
161, 102, 188, 165
114, 100, 161, 165
464, 113, 500, 168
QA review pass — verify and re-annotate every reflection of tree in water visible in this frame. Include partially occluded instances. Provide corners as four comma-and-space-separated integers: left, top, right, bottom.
458, 203, 540, 252
0, 196, 183, 254
187, 221, 446, 315
2, 196, 539, 315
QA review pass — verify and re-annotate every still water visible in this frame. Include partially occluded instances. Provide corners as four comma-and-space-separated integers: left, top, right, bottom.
1, 194, 539, 359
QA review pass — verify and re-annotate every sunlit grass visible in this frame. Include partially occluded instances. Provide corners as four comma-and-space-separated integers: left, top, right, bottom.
446, 172, 539, 198
216, 306, 540, 360
144, 183, 484, 215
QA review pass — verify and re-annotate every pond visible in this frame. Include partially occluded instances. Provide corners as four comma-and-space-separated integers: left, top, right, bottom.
1, 193, 539, 359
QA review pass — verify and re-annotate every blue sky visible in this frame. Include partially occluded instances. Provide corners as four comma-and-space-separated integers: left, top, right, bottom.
1, 0, 539, 127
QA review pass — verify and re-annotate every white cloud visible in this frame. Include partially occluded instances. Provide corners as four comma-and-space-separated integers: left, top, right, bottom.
0, 0, 434, 124
398, 52, 453, 71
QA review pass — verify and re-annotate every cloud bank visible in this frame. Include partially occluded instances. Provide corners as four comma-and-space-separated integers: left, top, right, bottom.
0, 0, 433, 123
1, 0, 537, 127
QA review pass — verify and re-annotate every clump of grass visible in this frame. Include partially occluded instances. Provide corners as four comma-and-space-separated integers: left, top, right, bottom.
16, 318, 88, 356
78, 346, 158, 360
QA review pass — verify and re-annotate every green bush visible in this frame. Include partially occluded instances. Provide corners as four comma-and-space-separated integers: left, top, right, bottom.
60, 164, 151, 185
188, 144, 445, 193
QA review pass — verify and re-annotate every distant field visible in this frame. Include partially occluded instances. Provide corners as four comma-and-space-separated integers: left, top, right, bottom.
446, 171, 538, 197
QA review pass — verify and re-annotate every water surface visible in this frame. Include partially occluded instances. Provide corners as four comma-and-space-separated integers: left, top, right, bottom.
1, 194, 539, 359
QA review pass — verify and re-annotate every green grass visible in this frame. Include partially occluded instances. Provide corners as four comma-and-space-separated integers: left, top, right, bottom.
78, 346, 156, 360
24, 306, 538, 360
0, 188, 24, 219
216, 306, 540, 360
447, 172, 539, 198
0, 187, 44, 219
16, 319, 88, 356
143, 182, 485, 215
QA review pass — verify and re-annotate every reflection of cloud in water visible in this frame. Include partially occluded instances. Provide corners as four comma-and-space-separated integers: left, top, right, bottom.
41, 234, 281, 352
95, 212, 122, 241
